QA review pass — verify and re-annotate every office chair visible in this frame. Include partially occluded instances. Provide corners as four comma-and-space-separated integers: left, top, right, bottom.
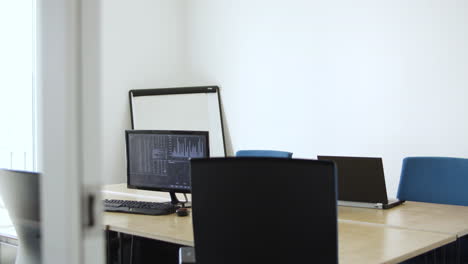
397, 157, 468, 264
0, 169, 41, 264
235, 150, 293, 158
397, 157, 468, 206
181, 158, 338, 264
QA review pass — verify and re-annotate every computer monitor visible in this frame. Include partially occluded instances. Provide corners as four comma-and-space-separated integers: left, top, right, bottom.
125, 130, 209, 204
0, 169, 41, 264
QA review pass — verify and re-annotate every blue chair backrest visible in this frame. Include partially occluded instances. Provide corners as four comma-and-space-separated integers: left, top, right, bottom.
397, 157, 468, 206
235, 150, 293, 158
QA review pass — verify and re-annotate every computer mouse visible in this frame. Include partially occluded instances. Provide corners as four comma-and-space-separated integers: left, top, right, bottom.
176, 207, 189, 217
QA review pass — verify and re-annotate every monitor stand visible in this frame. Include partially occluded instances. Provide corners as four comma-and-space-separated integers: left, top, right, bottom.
169, 191, 180, 205
169, 191, 191, 208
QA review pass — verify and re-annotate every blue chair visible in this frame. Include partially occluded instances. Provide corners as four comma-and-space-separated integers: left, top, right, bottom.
235, 150, 293, 158
397, 157, 468, 206
397, 157, 468, 263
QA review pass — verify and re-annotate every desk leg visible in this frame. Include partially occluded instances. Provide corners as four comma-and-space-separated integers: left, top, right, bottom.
106, 230, 122, 264
442, 246, 446, 264
118, 232, 124, 264
105, 230, 109, 264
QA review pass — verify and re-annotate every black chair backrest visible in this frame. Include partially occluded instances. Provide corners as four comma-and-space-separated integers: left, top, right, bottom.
190, 158, 338, 264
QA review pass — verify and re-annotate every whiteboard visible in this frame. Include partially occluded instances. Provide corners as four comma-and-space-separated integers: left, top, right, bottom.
129, 86, 226, 157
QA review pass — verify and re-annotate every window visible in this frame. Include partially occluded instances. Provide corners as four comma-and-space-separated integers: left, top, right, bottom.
0, 0, 36, 172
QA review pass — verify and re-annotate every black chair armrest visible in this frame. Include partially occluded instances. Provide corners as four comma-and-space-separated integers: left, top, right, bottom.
179, 247, 196, 264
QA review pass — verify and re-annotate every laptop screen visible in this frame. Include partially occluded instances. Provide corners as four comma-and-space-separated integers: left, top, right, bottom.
317, 156, 388, 204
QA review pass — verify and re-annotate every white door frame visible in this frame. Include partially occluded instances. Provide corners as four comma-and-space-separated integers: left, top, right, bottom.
37, 0, 104, 263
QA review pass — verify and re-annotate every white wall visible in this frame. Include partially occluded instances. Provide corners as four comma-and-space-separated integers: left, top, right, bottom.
100, 0, 189, 183
187, 0, 468, 196
0, 1, 34, 171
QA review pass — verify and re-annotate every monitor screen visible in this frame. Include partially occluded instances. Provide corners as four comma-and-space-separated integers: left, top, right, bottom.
126, 130, 209, 193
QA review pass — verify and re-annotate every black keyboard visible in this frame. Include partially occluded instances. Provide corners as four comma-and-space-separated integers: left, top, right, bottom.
104, 199, 178, 216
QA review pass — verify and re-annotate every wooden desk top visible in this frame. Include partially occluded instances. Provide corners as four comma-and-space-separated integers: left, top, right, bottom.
339, 202, 468, 237
103, 184, 193, 246
102, 184, 456, 264
338, 220, 454, 264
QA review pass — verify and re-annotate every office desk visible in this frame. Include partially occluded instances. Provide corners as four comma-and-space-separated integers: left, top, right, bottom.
103, 184, 456, 264
339, 202, 468, 237
339, 220, 454, 264
105, 210, 194, 246
103, 184, 193, 246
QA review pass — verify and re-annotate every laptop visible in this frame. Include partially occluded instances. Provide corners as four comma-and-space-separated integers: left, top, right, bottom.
317, 156, 404, 209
